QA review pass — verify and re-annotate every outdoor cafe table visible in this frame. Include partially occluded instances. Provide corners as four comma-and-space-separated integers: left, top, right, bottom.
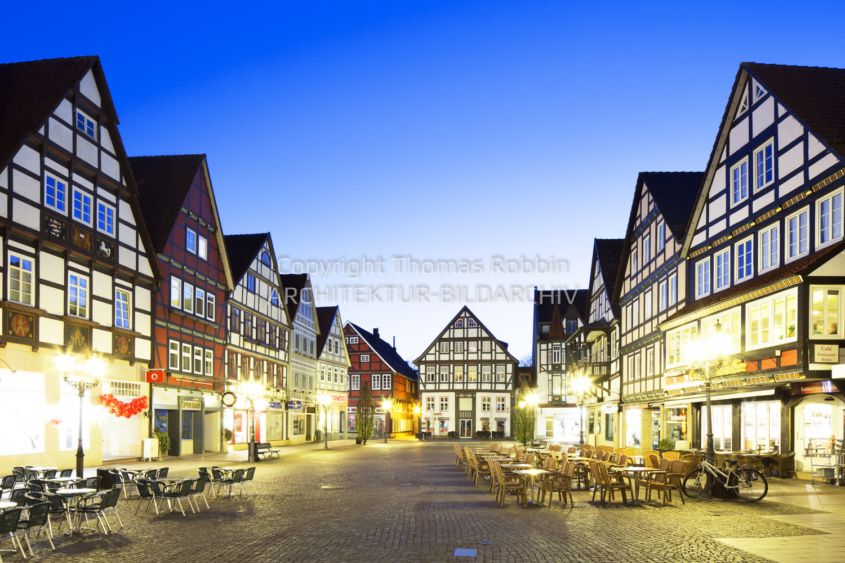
512, 469, 552, 506
29, 466, 58, 478
55, 488, 98, 535
610, 467, 666, 505
0, 501, 16, 510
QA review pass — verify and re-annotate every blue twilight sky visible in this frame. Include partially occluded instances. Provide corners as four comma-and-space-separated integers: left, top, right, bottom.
5, 0, 845, 363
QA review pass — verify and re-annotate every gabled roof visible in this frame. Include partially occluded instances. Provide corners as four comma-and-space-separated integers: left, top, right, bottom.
535, 289, 589, 325
414, 306, 520, 365
280, 273, 308, 318
594, 239, 624, 298
348, 323, 417, 379
224, 233, 269, 286
0, 56, 102, 170
316, 306, 339, 356
639, 172, 704, 241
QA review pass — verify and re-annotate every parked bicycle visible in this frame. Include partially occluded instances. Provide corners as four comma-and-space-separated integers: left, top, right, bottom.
683, 457, 768, 502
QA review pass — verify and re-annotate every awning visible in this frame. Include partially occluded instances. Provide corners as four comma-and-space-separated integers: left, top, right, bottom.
659, 388, 775, 407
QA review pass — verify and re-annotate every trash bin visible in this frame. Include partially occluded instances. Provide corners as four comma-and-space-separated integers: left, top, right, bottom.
96, 468, 112, 490
315, 430, 322, 442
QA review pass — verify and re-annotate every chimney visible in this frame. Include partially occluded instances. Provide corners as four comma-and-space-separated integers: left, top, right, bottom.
393, 336, 396, 350
373, 328, 379, 340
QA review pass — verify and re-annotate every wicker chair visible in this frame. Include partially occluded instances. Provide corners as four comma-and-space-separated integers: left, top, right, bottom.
539, 461, 575, 508
492, 462, 527, 507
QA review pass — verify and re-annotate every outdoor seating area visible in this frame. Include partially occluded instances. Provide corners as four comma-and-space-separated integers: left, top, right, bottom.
0, 463, 260, 559
455, 443, 696, 509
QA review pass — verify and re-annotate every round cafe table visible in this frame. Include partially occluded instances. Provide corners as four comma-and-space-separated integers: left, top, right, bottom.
55, 488, 98, 535
513, 469, 552, 506
0, 501, 17, 510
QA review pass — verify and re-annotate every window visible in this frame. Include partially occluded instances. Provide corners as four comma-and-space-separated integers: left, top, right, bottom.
45, 174, 67, 212
468, 341, 478, 353
383, 374, 391, 389
736, 238, 753, 282
631, 247, 638, 273
349, 336, 358, 344
193, 347, 203, 374
552, 345, 561, 364
187, 229, 197, 254
702, 405, 732, 450
811, 286, 842, 338
696, 258, 711, 298
170, 278, 181, 309
644, 291, 652, 319
702, 308, 742, 354
742, 401, 780, 452
181, 343, 192, 372
482, 397, 490, 411
195, 288, 205, 317
760, 224, 779, 273
467, 318, 477, 327
115, 289, 131, 329
787, 208, 809, 261
455, 342, 464, 353
244, 313, 253, 339
204, 350, 213, 376
482, 365, 491, 382
454, 366, 464, 382
426, 366, 435, 383
198, 236, 208, 260
256, 318, 266, 344
731, 157, 749, 205
754, 140, 774, 191
669, 273, 678, 305
643, 235, 651, 264
657, 220, 665, 251
97, 202, 114, 236
464, 366, 474, 382
72, 189, 92, 225
496, 366, 506, 383
715, 249, 730, 291
818, 189, 844, 247
76, 109, 96, 138
68, 273, 88, 318
230, 307, 240, 333
455, 319, 463, 328
371, 375, 381, 390
360, 354, 370, 363
646, 349, 654, 376
659, 280, 668, 311
566, 319, 577, 334
8, 254, 33, 305
666, 323, 699, 367
440, 397, 449, 412
439, 366, 449, 383
247, 274, 256, 293
426, 397, 434, 411
206, 293, 215, 322
746, 290, 797, 349
439, 342, 449, 353
496, 397, 506, 412
351, 374, 360, 390
482, 341, 491, 353
271, 289, 279, 307
183, 283, 194, 314
169, 341, 179, 370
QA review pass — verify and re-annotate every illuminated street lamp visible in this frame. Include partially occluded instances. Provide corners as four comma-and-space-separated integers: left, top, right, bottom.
688, 320, 731, 466
238, 379, 266, 462
570, 373, 611, 446
383, 399, 393, 444
413, 405, 421, 440
317, 393, 332, 450
58, 353, 105, 478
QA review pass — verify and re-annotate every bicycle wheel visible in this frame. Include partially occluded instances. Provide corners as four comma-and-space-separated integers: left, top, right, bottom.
683, 468, 713, 499
735, 467, 768, 502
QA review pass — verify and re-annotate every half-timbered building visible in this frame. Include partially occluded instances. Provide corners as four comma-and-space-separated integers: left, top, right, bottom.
280, 273, 319, 443
415, 307, 518, 439
0, 57, 159, 470
223, 233, 290, 448
315, 306, 350, 441
131, 154, 233, 457
614, 173, 702, 450
659, 63, 845, 474
531, 288, 589, 443
566, 239, 624, 449
344, 323, 418, 438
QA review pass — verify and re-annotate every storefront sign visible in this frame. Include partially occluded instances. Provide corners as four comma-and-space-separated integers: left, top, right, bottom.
814, 344, 839, 364
146, 370, 166, 383
287, 400, 301, 409
600, 403, 618, 414
330, 394, 348, 403
268, 401, 284, 409
182, 401, 202, 411
791, 381, 837, 395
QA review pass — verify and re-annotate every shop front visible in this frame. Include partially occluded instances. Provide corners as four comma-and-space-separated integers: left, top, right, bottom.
151, 387, 206, 457
792, 381, 845, 473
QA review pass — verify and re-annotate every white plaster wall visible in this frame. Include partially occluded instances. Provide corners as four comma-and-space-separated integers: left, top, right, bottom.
100, 128, 115, 154
118, 223, 135, 247
710, 165, 726, 197
708, 218, 726, 238
729, 117, 749, 155
135, 287, 151, 312
808, 133, 825, 160
709, 194, 726, 220
93, 300, 111, 327
73, 174, 93, 191
13, 169, 40, 204
48, 118, 73, 153
40, 285, 64, 316
752, 97, 775, 138
93, 270, 112, 299
779, 174, 804, 197
55, 99, 73, 123
101, 152, 119, 180
118, 247, 136, 270
809, 154, 839, 180
753, 190, 775, 212
730, 205, 749, 226
135, 339, 151, 361
12, 199, 39, 231
779, 142, 804, 179
0, 193, 7, 218
778, 115, 803, 149
97, 187, 115, 204
118, 200, 135, 225
135, 312, 151, 337
44, 157, 69, 179
79, 70, 101, 107
92, 329, 112, 354
39, 318, 64, 345
76, 137, 98, 167
13, 145, 40, 174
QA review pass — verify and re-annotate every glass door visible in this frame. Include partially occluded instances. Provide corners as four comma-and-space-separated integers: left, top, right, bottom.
459, 419, 473, 438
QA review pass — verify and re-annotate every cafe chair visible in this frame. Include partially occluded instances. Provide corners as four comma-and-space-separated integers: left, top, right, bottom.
189, 478, 210, 510
26, 492, 68, 536
157, 468, 170, 479
0, 507, 25, 560
134, 480, 161, 515
598, 462, 631, 507
59, 469, 73, 479
242, 467, 258, 497
162, 481, 194, 516
78, 488, 123, 534
15, 501, 55, 556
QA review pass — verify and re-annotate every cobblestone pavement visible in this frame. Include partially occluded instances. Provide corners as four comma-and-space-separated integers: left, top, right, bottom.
19, 442, 839, 562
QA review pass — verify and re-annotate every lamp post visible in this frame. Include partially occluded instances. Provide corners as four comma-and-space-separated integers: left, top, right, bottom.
383, 399, 392, 444
413, 405, 421, 439
57, 354, 105, 478
317, 393, 332, 449
238, 379, 265, 463
688, 320, 730, 466
570, 374, 612, 447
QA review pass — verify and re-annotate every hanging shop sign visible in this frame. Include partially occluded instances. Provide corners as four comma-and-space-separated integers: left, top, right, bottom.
814, 344, 839, 364
268, 401, 284, 409
146, 370, 165, 383
221, 392, 237, 407
287, 400, 302, 409
600, 403, 618, 414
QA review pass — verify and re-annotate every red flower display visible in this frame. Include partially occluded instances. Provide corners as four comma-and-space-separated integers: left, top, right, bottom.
99, 394, 149, 418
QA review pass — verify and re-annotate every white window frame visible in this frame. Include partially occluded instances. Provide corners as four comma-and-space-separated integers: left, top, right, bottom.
186, 228, 197, 254
786, 207, 810, 262
455, 342, 464, 353
8, 253, 34, 306
646, 348, 654, 376
659, 280, 668, 311
481, 365, 491, 382
759, 223, 780, 274
204, 349, 214, 376
96, 201, 115, 236
361, 354, 370, 363
75, 109, 96, 139
68, 272, 89, 318
198, 235, 208, 260
482, 341, 491, 353
426, 396, 434, 411
669, 273, 678, 305
72, 188, 92, 226
482, 397, 491, 412
467, 318, 477, 327
701, 308, 742, 355
468, 366, 477, 382
754, 139, 775, 192
371, 374, 381, 390
817, 188, 844, 249
735, 237, 753, 282
440, 397, 449, 412
169, 341, 180, 370
454, 366, 464, 382
714, 248, 731, 292
383, 374, 391, 390
455, 319, 463, 328
468, 341, 478, 353
631, 247, 638, 273
439, 342, 449, 353
644, 290, 652, 319
696, 258, 711, 298
45, 174, 67, 213
193, 347, 203, 374
552, 344, 561, 364
496, 366, 506, 383
657, 220, 666, 251
426, 366, 435, 383
745, 289, 798, 351
195, 288, 205, 318
206, 293, 216, 321
439, 366, 449, 383
183, 282, 194, 314
115, 288, 131, 329
181, 343, 192, 372
496, 397, 506, 412
731, 157, 749, 206
666, 322, 699, 368
170, 277, 182, 309
351, 374, 360, 390
810, 285, 843, 339
643, 234, 651, 264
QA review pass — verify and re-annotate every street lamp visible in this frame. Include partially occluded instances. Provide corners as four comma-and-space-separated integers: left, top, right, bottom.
571, 374, 590, 446
317, 393, 332, 450
58, 353, 105, 478
238, 379, 265, 463
688, 320, 731, 466
383, 399, 392, 444
413, 405, 421, 440
517, 392, 538, 446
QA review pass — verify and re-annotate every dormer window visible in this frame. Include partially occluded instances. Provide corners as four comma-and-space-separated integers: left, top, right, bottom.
541, 323, 549, 334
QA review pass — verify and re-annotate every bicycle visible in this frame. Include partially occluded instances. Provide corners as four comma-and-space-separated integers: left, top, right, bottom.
682, 457, 768, 502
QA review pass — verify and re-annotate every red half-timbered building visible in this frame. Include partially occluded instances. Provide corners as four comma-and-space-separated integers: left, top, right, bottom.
131, 154, 233, 456
344, 323, 418, 438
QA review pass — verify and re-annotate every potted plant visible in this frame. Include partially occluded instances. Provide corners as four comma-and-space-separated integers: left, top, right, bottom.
657, 437, 676, 453
154, 430, 170, 460
222, 428, 232, 453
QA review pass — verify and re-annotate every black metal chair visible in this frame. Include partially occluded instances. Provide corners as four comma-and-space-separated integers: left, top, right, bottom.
15, 501, 55, 556
144, 469, 158, 480
157, 467, 169, 478
119, 470, 138, 499
59, 469, 73, 479
209, 469, 225, 498
162, 481, 194, 516
1, 475, 16, 498
0, 507, 25, 560
189, 478, 210, 510
26, 491, 68, 536
219, 469, 245, 499
9, 488, 29, 508
134, 480, 161, 515
77, 488, 122, 535
41, 470, 57, 480
82, 476, 101, 490
242, 467, 257, 497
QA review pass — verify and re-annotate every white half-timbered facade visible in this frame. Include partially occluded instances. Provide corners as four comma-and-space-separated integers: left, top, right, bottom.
316, 306, 350, 441
281, 273, 319, 443
415, 306, 518, 439
0, 57, 159, 470
224, 233, 291, 446
615, 173, 702, 450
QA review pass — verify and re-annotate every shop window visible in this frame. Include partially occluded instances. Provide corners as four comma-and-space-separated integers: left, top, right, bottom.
666, 407, 688, 443
625, 409, 642, 447
0, 373, 46, 455
605, 413, 614, 441
742, 401, 780, 451
811, 286, 842, 338
702, 405, 732, 450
